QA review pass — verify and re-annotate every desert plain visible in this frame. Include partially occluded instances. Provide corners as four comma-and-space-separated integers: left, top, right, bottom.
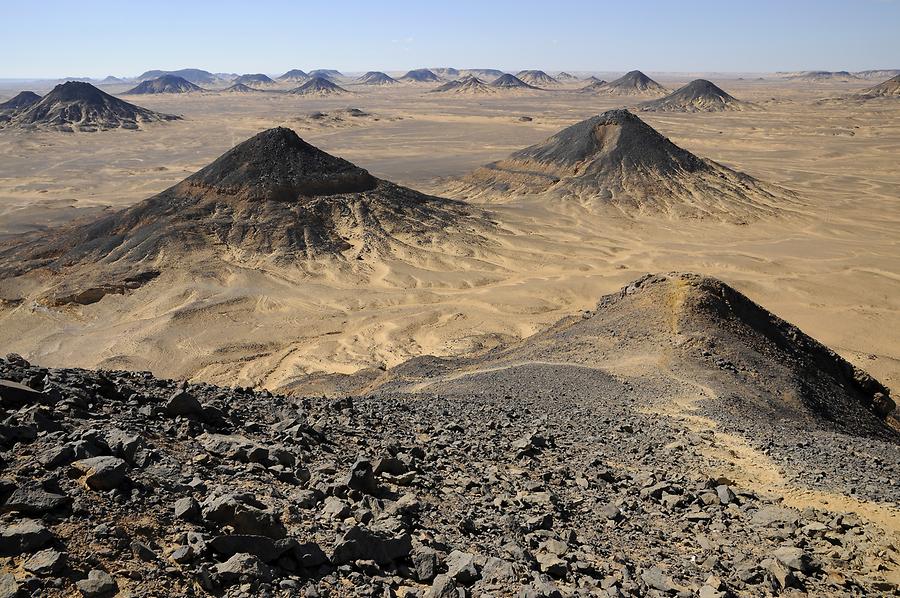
0, 76, 897, 392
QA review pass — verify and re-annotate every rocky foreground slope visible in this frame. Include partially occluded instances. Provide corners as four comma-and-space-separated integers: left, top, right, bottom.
0, 273, 897, 597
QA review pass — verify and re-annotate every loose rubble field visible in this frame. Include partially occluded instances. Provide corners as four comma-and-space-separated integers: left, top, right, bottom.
1, 349, 897, 597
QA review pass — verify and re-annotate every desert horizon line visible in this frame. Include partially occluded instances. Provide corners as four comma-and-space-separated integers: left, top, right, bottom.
3, 66, 899, 82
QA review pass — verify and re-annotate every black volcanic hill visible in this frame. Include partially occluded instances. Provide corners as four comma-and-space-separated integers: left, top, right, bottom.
125, 75, 203, 95
577, 79, 608, 93
490, 74, 538, 89
278, 69, 309, 81
461, 68, 505, 79
787, 70, 860, 81
639, 79, 751, 112
233, 74, 275, 87
430, 76, 496, 95
425, 272, 897, 439
400, 69, 441, 83
556, 71, 578, 81
138, 69, 218, 85
177, 127, 376, 200
448, 109, 793, 220
0, 91, 41, 111
288, 77, 349, 96
100, 76, 125, 84
515, 70, 559, 86
855, 69, 900, 80
859, 74, 900, 98
308, 69, 343, 81
356, 71, 399, 85
221, 83, 262, 93
2, 82, 180, 132
601, 70, 666, 95
0, 128, 487, 290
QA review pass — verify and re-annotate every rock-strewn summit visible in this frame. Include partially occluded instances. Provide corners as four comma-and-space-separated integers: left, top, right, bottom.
1, 82, 180, 132
446, 109, 793, 220
639, 79, 751, 112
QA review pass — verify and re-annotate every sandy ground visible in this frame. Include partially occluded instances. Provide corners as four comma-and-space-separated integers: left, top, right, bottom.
0, 76, 897, 391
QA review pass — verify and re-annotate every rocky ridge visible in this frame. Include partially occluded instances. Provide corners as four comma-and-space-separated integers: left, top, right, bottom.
0, 273, 897, 596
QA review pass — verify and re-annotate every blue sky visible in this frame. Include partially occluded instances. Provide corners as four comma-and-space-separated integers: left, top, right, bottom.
3, 0, 898, 78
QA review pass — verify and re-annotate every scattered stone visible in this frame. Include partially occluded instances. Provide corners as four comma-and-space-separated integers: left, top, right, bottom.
71, 456, 127, 490
773, 546, 812, 573
2, 486, 70, 515
0, 574, 18, 598
76, 569, 117, 597
0, 519, 53, 554
24, 548, 66, 575
345, 458, 378, 494
412, 545, 439, 582
215, 553, 272, 584
174, 496, 199, 520
426, 574, 461, 598
331, 525, 412, 565
446, 550, 479, 584
165, 390, 204, 416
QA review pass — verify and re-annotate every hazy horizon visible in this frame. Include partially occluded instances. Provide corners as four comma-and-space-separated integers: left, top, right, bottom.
4, 0, 899, 79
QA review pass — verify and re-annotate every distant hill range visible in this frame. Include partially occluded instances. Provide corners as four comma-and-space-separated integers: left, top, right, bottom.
137, 69, 219, 85
782, 71, 861, 82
